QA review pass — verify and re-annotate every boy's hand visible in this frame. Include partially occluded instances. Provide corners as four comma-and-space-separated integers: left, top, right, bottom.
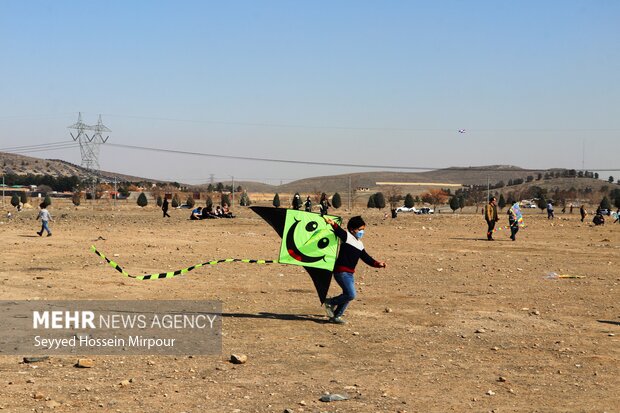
377, 261, 386, 268
323, 217, 335, 226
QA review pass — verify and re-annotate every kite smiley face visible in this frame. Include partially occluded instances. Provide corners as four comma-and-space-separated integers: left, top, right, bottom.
285, 218, 332, 263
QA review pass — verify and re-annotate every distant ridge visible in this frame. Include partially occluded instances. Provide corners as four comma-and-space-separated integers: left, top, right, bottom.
3, 151, 595, 193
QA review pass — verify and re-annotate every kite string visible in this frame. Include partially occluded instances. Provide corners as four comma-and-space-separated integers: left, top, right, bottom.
91, 246, 276, 280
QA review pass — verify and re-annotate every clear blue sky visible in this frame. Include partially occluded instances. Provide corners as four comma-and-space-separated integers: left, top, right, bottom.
1, 1, 618, 184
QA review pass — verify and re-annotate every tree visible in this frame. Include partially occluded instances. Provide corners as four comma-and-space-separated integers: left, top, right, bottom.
72, 192, 81, 206
609, 176, 615, 183
404, 193, 415, 208
20, 192, 29, 205
216, 182, 224, 193
332, 192, 342, 209
239, 191, 252, 206
272, 193, 281, 208
10, 194, 20, 207
205, 195, 213, 209
373, 192, 386, 209
186, 195, 195, 208
498, 194, 506, 210
43, 195, 52, 207
171, 193, 180, 208
220, 193, 230, 207
156, 195, 163, 207
137, 192, 148, 207
449, 196, 460, 213
421, 189, 449, 210
537, 195, 547, 213
207, 183, 214, 193
367, 194, 376, 208
117, 186, 129, 198
600, 196, 611, 210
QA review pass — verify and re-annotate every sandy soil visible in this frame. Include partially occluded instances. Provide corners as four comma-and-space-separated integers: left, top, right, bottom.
0, 201, 618, 412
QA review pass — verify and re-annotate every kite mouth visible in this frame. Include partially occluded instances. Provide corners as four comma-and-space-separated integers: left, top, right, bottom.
285, 219, 326, 263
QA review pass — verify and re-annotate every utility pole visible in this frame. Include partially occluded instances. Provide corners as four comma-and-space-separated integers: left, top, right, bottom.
113, 176, 117, 207
68, 113, 111, 201
348, 175, 351, 211
231, 176, 234, 208
2, 175, 4, 206
486, 176, 490, 203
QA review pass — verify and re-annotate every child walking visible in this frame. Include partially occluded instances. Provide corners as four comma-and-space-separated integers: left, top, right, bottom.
323, 215, 386, 324
36, 202, 53, 237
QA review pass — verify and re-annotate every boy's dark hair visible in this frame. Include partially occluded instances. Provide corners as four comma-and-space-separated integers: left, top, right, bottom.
39, 202, 46, 209
347, 216, 365, 231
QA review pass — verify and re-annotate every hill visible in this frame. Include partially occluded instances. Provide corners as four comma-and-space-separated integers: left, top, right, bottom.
0, 151, 163, 183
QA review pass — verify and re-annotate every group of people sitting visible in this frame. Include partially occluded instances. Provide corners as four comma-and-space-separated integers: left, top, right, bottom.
190, 204, 235, 220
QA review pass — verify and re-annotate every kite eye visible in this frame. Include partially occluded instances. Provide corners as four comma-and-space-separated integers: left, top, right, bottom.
305, 221, 318, 232
317, 237, 329, 249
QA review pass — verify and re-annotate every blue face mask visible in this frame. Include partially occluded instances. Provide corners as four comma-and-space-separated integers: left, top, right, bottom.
354, 230, 365, 239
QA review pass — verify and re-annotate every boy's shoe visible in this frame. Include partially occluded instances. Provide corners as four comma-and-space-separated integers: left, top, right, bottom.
47, 233, 52, 237
36, 231, 42, 236
329, 317, 346, 325
323, 299, 335, 318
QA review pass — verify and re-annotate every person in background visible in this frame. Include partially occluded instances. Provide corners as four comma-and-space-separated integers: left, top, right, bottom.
508, 204, 519, 241
547, 201, 554, 219
580, 204, 587, 222
36, 202, 53, 237
162, 197, 171, 218
319, 193, 331, 216
304, 196, 312, 212
484, 197, 499, 241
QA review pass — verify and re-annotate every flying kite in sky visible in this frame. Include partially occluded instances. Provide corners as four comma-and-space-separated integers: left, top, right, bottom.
92, 207, 342, 303
458, 129, 466, 133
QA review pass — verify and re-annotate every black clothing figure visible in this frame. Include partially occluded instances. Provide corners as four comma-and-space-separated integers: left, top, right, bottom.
162, 197, 171, 218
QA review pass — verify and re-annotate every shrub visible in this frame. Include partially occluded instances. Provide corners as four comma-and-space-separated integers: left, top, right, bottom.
20, 192, 29, 205
10, 194, 20, 207
221, 193, 230, 207
43, 195, 52, 207
137, 192, 148, 207
404, 193, 415, 208
449, 196, 460, 212
367, 194, 376, 208
373, 192, 386, 209
332, 193, 342, 209
186, 195, 195, 208
156, 195, 163, 207
171, 194, 180, 208
205, 195, 213, 209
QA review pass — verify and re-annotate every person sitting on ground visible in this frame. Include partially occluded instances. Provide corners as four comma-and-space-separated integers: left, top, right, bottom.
221, 204, 235, 218
593, 213, 605, 226
201, 205, 216, 219
190, 206, 203, 220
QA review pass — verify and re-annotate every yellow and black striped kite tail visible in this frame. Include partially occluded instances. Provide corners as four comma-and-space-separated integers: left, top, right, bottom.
90, 246, 276, 280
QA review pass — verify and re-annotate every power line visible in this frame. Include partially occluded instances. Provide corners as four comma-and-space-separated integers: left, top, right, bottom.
94, 113, 620, 133
2, 140, 619, 172
105, 142, 620, 172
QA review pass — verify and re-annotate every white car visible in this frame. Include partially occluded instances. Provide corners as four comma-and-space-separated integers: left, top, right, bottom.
396, 206, 418, 213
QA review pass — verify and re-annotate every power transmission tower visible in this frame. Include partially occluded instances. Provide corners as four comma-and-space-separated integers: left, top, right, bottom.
68, 113, 111, 199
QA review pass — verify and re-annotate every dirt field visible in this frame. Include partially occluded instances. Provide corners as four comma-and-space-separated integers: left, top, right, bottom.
1, 201, 618, 412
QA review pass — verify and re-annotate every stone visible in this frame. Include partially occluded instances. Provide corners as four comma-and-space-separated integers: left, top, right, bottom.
76, 358, 94, 368
45, 400, 61, 409
23, 356, 49, 364
230, 354, 247, 364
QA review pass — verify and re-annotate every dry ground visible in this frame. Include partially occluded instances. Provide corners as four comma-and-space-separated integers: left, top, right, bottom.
0, 201, 618, 413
